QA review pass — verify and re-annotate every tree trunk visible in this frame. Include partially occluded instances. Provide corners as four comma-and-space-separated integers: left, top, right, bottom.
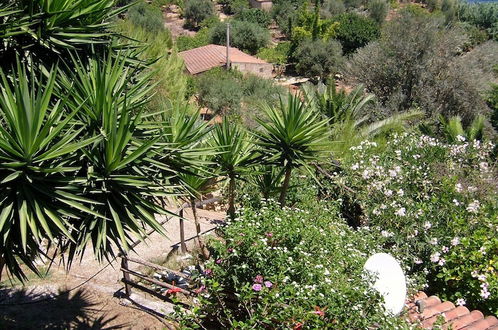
228, 174, 236, 220
190, 197, 209, 258
0, 253, 6, 283
279, 166, 292, 208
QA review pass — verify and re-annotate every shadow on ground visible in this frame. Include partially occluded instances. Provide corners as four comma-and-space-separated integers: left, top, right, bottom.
0, 287, 126, 329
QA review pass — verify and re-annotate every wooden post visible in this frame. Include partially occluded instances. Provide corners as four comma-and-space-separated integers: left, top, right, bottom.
179, 208, 187, 253
121, 256, 132, 297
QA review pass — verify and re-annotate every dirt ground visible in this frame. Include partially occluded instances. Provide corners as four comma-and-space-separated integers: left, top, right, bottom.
0, 207, 225, 329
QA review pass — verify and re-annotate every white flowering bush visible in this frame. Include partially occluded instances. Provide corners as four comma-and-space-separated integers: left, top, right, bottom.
174, 200, 409, 328
336, 133, 498, 314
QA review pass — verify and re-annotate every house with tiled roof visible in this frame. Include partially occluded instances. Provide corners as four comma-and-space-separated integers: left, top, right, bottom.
178, 44, 273, 78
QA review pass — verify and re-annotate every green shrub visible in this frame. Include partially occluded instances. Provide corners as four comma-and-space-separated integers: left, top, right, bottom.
345, 13, 491, 124
334, 13, 380, 54
368, 0, 389, 24
184, 0, 215, 29
337, 134, 498, 314
174, 200, 408, 328
210, 20, 270, 54
257, 42, 291, 65
128, 1, 165, 32
294, 39, 343, 80
457, 1, 498, 33
235, 8, 271, 27
176, 27, 211, 51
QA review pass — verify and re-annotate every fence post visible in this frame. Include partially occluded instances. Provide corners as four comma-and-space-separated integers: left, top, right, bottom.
179, 208, 187, 253
121, 255, 132, 297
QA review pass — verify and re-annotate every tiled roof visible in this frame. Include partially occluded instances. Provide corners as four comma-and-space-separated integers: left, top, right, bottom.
178, 44, 269, 75
407, 291, 498, 329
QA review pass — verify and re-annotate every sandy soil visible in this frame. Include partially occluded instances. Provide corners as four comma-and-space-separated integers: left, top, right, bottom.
0, 207, 225, 329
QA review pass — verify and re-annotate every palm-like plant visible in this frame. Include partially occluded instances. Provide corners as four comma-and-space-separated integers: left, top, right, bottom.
254, 94, 330, 207
59, 53, 172, 262
302, 81, 375, 124
0, 63, 99, 281
303, 82, 423, 157
0, 0, 128, 65
210, 118, 254, 219
440, 115, 485, 143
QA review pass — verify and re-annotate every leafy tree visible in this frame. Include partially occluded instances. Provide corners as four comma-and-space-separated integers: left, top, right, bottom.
196, 69, 244, 115
346, 12, 492, 125
184, 0, 216, 29
210, 119, 254, 219
486, 84, 498, 131
254, 94, 330, 207
294, 39, 343, 80
236, 8, 271, 27
210, 20, 270, 54
334, 13, 380, 54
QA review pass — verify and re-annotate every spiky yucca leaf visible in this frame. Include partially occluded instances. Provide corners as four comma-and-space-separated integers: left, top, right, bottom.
254, 93, 330, 206
0, 63, 100, 280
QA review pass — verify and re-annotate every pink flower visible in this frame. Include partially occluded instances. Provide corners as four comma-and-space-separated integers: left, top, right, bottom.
312, 306, 326, 317
204, 269, 213, 276
254, 275, 264, 283
216, 259, 222, 264
252, 284, 262, 292
264, 281, 273, 288
194, 285, 206, 294
266, 232, 273, 237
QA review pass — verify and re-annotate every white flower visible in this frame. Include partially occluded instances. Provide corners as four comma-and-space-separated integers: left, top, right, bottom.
466, 200, 480, 214
480, 289, 491, 299
362, 169, 371, 179
438, 258, 446, 266
351, 163, 360, 170
479, 246, 486, 255
456, 298, 466, 306
430, 252, 440, 263
441, 246, 449, 253
395, 207, 406, 217
424, 222, 432, 230
456, 135, 466, 142
453, 199, 460, 206
478, 274, 487, 282
388, 169, 397, 177
384, 189, 393, 197
468, 186, 477, 193
381, 230, 393, 237
455, 183, 463, 193
429, 238, 438, 245
414, 257, 423, 265
451, 237, 460, 246
397, 189, 404, 196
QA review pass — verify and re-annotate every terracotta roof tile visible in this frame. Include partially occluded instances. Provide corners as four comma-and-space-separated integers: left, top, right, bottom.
407, 291, 498, 330
178, 44, 269, 75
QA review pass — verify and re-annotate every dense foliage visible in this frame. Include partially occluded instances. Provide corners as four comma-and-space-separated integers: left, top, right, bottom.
335, 134, 498, 314
184, 0, 216, 29
174, 201, 408, 328
294, 39, 343, 79
334, 13, 380, 54
210, 20, 270, 54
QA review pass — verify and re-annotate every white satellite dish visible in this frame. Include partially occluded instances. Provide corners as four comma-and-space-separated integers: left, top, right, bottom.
363, 253, 406, 315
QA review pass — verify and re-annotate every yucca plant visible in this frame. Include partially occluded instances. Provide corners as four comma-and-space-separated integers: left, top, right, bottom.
210, 118, 255, 219
58, 52, 172, 262
254, 94, 330, 207
0, 0, 129, 65
249, 165, 285, 200
0, 63, 100, 281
